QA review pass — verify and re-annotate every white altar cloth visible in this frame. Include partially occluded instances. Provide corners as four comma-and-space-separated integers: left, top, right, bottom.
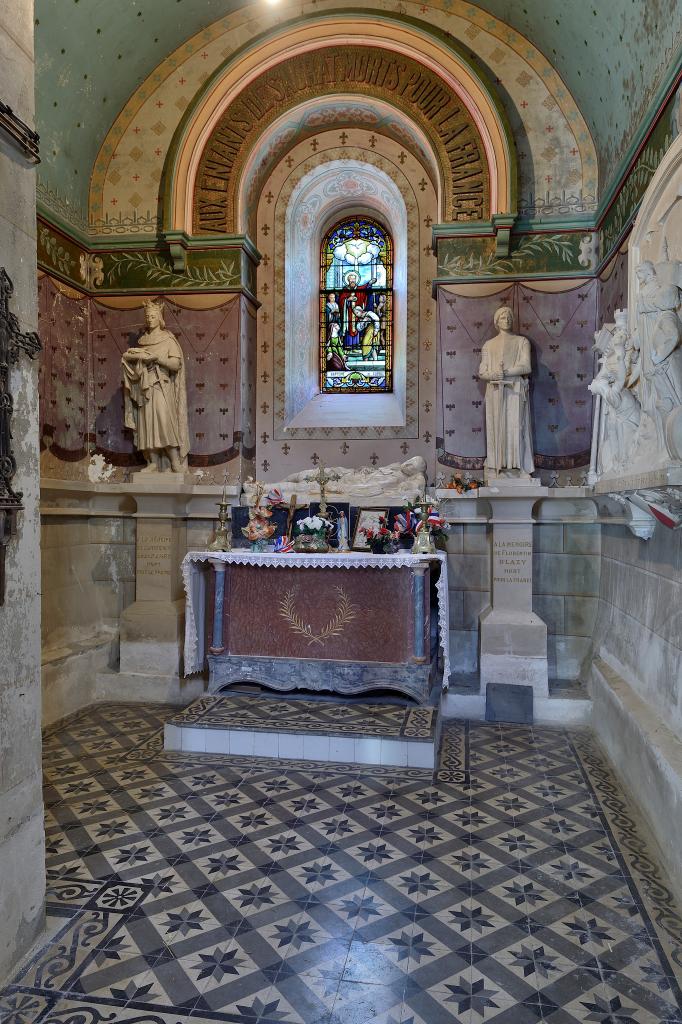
182, 550, 450, 685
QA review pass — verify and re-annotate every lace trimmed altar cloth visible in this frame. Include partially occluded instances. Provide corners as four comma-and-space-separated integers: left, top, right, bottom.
182, 550, 450, 690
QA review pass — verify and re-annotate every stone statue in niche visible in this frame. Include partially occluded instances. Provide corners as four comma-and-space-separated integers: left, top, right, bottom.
242, 456, 428, 504
121, 297, 190, 474
478, 306, 535, 480
588, 312, 641, 478
630, 259, 682, 459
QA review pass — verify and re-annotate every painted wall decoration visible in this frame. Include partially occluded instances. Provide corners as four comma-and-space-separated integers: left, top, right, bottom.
37, 217, 250, 295
193, 45, 490, 233
79, 1, 593, 238
436, 281, 598, 471
38, 276, 89, 461
255, 130, 439, 481
598, 246, 629, 326
38, 275, 245, 472
436, 232, 597, 282
599, 85, 680, 261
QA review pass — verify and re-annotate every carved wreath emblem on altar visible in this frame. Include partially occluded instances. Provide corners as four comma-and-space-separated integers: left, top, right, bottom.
278, 586, 356, 646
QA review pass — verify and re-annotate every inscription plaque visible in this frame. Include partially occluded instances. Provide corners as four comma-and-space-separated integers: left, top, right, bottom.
193, 46, 490, 232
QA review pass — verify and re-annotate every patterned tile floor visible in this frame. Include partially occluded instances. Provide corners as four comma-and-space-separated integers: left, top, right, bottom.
170, 695, 437, 739
1, 702, 682, 1024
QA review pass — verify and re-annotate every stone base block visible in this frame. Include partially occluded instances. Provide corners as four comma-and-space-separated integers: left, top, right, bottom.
95, 669, 206, 706
441, 688, 591, 728
42, 638, 114, 727
120, 600, 184, 676
479, 606, 548, 696
479, 652, 548, 696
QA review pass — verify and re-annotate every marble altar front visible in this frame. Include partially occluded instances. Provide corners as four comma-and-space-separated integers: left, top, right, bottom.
183, 551, 450, 704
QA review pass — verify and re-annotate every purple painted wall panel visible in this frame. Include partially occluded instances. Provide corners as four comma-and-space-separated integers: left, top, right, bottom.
437, 287, 513, 469
598, 248, 628, 325
437, 281, 597, 469
39, 279, 242, 468
38, 275, 89, 460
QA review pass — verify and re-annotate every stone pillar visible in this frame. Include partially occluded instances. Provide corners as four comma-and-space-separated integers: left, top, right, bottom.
479, 485, 549, 698
119, 499, 187, 682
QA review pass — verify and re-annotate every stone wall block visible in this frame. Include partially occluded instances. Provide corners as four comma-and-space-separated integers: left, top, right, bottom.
123, 518, 137, 545
186, 520, 213, 552
563, 522, 601, 555
448, 590, 464, 629
443, 525, 463, 554
532, 552, 600, 597
0, 3, 34, 60
89, 517, 128, 545
564, 596, 599, 637
91, 544, 135, 583
463, 590, 489, 630
447, 552, 489, 591
533, 523, 564, 553
449, 629, 478, 673
462, 523, 489, 555
549, 635, 591, 680
606, 558, 659, 632
532, 594, 564, 635
650, 574, 682, 649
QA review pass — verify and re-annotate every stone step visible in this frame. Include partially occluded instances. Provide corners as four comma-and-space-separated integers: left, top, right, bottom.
442, 675, 591, 727
163, 692, 440, 768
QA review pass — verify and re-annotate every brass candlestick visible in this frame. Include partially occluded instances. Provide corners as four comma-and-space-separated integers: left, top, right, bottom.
411, 496, 437, 555
208, 475, 232, 552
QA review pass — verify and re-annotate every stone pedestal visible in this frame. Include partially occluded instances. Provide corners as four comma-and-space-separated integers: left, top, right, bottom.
479, 484, 549, 698
120, 515, 187, 677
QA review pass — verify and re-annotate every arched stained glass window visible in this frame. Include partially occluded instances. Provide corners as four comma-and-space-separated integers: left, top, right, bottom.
319, 216, 393, 393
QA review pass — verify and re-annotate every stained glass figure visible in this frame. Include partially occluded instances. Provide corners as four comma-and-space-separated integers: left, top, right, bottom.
319, 217, 393, 393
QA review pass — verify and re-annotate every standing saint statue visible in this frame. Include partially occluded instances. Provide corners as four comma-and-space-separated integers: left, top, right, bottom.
121, 297, 190, 473
629, 259, 682, 455
478, 306, 535, 478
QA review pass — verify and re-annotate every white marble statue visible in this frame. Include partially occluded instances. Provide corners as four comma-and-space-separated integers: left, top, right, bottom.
243, 456, 427, 504
588, 312, 641, 479
630, 259, 682, 457
478, 306, 535, 479
121, 298, 190, 473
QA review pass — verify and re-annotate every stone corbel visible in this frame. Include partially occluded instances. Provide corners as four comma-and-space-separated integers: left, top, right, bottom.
491, 214, 516, 258
604, 493, 656, 540
162, 230, 188, 273
629, 488, 682, 530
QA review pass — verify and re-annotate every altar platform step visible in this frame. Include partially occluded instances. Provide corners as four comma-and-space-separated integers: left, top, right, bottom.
163, 693, 439, 769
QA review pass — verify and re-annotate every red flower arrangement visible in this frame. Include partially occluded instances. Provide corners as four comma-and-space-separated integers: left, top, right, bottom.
361, 516, 399, 554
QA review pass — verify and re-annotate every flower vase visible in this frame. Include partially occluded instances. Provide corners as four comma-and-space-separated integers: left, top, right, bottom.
294, 531, 329, 554
250, 539, 268, 553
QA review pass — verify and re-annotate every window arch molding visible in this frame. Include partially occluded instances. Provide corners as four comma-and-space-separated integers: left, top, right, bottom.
283, 158, 408, 431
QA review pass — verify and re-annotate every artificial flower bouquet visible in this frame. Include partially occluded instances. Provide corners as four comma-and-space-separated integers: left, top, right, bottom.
294, 514, 332, 553
361, 516, 399, 554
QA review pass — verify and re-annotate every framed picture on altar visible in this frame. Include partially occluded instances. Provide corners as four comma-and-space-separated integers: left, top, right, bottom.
351, 507, 389, 551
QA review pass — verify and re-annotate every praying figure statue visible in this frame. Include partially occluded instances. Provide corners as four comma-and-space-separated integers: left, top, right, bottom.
478, 306, 535, 479
121, 297, 190, 473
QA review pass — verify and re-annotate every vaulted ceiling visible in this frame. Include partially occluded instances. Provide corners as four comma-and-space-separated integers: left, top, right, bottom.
34, 0, 681, 228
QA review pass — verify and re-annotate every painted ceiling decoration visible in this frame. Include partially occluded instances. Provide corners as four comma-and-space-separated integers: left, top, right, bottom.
236, 97, 442, 240
34, 0, 601, 237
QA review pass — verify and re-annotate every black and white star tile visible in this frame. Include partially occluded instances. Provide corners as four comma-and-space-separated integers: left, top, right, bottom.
1, 703, 681, 1024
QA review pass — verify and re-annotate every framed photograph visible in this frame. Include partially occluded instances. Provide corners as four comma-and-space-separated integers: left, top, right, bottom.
351, 507, 389, 551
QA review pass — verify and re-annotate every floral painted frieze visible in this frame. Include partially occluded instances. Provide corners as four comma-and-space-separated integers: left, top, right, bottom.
436, 232, 596, 281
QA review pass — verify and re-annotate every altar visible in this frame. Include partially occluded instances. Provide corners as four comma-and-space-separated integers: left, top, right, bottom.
183, 551, 450, 704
